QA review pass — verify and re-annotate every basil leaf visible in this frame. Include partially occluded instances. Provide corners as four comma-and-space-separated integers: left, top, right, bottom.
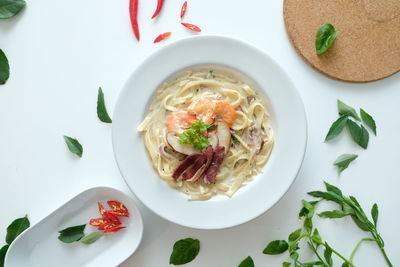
338, 100, 360, 121
169, 238, 200, 265
303, 217, 313, 233
324, 243, 333, 266
80, 232, 103, 245
288, 228, 302, 243
231, 134, 239, 145
371, 203, 378, 227
58, 224, 86, 243
318, 210, 350, 218
0, 245, 9, 267
312, 229, 322, 245
325, 116, 347, 141
324, 182, 343, 197
360, 108, 376, 135
301, 200, 315, 218
0, 0, 25, 19
6, 215, 30, 244
307, 191, 343, 204
63, 136, 83, 157
342, 263, 350, 267
333, 154, 358, 174
350, 215, 370, 232
0, 49, 9, 84
282, 262, 291, 267
304, 261, 324, 267
290, 251, 299, 260
315, 24, 339, 55
346, 120, 369, 149
299, 200, 318, 218
263, 240, 288, 254
238, 256, 254, 267
97, 87, 112, 123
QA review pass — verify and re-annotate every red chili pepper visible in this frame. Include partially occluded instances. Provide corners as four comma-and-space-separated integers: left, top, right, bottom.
151, 0, 164, 19
107, 201, 129, 216
129, 0, 140, 41
153, 32, 172, 43
103, 226, 126, 234
89, 218, 110, 227
98, 220, 122, 230
181, 22, 201, 32
105, 211, 121, 222
180, 1, 187, 18
109, 211, 129, 217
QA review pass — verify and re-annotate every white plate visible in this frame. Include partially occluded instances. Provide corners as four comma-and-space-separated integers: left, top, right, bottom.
112, 35, 307, 229
5, 187, 143, 267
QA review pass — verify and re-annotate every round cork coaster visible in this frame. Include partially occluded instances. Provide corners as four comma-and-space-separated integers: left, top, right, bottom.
284, 0, 400, 82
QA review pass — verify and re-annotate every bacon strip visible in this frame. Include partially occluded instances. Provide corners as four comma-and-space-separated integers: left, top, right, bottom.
193, 146, 214, 181
182, 156, 206, 180
205, 146, 225, 184
172, 153, 204, 179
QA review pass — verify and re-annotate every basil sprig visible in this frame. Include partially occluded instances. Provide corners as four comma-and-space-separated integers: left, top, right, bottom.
0, 0, 26, 19
325, 100, 377, 149
169, 238, 200, 265
97, 87, 112, 123
0, 49, 9, 85
315, 24, 339, 55
63, 136, 83, 158
0, 215, 30, 267
263, 182, 393, 267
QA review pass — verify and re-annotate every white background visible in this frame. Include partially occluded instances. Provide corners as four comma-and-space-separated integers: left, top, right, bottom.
0, 0, 399, 266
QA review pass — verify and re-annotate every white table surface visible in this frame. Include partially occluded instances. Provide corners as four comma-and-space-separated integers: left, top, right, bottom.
1, 0, 399, 266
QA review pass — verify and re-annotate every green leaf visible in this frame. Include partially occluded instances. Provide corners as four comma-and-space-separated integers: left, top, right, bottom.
169, 238, 200, 265
371, 203, 379, 227
315, 24, 339, 55
179, 120, 210, 150
6, 215, 30, 244
0, 245, 9, 267
307, 191, 343, 204
325, 116, 348, 141
338, 100, 361, 121
301, 200, 315, 218
299, 200, 318, 218
288, 229, 302, 243
324, 243, 333, 266
303, 217, 313, 233
311, 229, 322, 245
333, 154, 358, 174
282, 262, 291, 267
238, 256, 254, 267
97, 87, 112, 123
304, 261, 324, 267
80, 232, 103, 245
342, 263, 350, 267
58, 224, 86, 243
350, 215, 370, 232
360, 108, 376, 135
0, 49, 9, 84
63, 136, 83, 157
324, 182, 343, 197
290, 251, 299, 261
231, 134, 239, 145
263, 240, 289, 255
346, 120, 369, 149
0, 0, 26, 19
318, 210, 350, 218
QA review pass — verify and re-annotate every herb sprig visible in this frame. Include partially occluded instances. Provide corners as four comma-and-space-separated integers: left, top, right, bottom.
263, 182, 393, 267
179, 120, 211, 150
325, 100, 376, 149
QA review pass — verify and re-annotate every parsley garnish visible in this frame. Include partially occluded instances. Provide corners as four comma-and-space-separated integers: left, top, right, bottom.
179, 121, 210, 150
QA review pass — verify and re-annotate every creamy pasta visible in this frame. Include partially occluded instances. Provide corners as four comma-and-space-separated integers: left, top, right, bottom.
137, 69, 274, 200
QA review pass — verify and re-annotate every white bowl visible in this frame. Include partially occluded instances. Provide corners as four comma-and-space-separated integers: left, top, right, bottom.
112, 35, 307, 229
5, 187, 143, 267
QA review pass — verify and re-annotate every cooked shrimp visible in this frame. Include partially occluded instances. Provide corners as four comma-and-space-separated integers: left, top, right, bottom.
215, 101, 236, 127
167, 110, 197, 134
188, 98, 216, 124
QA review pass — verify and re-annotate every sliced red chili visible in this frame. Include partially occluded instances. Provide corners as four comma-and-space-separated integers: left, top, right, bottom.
98, 202, 108, 218
181, 23, 201, 32
103, 226, 126, 234
154, 32, 172, 43
180, 1, 187, 18
151, 0, 164, 19
89, 218, 110, 227
98, 220, 122, 230
107, 201, 129, 215
105, 211, 121, 222
129, 0, 140, 41
109, 211, 129, 217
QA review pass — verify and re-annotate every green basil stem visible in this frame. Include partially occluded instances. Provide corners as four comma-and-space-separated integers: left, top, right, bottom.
307, 240, 326, 264
293, 234, 354, 267
349, 238, 374, 263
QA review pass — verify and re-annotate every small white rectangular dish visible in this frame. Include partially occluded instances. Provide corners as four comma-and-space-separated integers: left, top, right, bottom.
5, 186, 143, 267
